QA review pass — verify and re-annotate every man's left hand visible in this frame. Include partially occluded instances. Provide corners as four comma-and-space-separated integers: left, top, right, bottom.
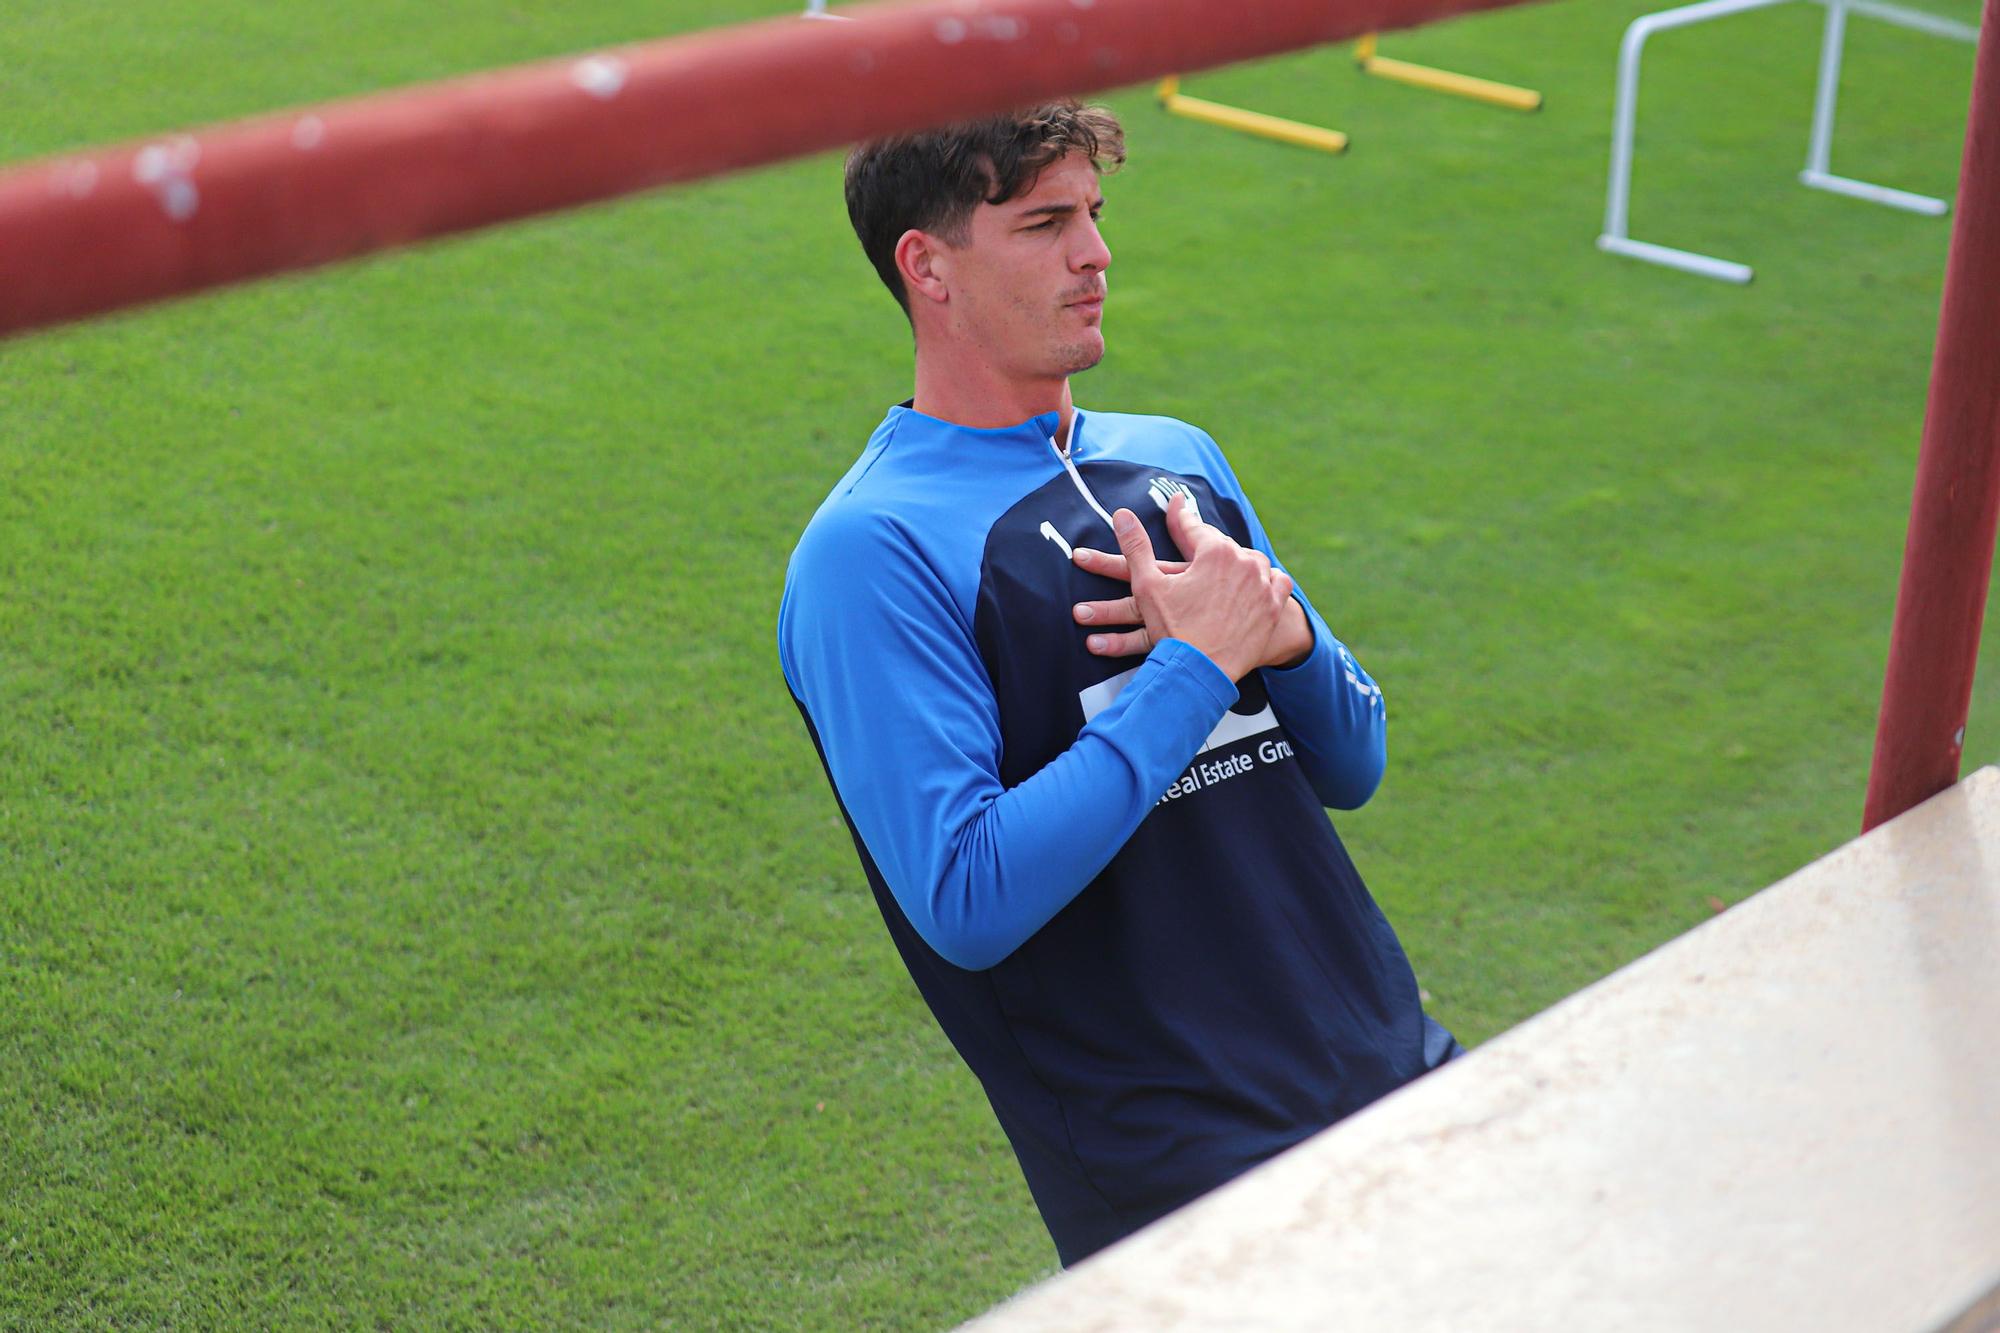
1069, 508, 1314, 670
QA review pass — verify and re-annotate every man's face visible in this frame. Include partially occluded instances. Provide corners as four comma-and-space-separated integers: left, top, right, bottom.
940, 152, 1111, 381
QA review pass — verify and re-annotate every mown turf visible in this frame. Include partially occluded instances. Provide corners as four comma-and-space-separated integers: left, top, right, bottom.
1, 0, 1989, 1326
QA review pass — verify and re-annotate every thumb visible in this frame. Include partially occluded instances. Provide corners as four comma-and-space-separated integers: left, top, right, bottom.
1112, 508, 1158, 584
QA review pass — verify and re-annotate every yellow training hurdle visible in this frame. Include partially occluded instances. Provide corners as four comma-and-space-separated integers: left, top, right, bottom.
1154, 76, 1350, 154
1156, 33, 1541, 155
1354, 32, 1543, 110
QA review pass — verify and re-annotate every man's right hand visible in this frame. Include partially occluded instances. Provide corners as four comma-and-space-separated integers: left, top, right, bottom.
1072, 493, 1297, 682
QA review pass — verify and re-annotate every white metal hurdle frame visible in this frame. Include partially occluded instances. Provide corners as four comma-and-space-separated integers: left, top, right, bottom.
1599, 0, 1979, 283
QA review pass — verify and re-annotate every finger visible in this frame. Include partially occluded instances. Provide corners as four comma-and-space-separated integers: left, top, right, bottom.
1073, 596, 1139, 626
1165, 492, 1222, 559
1071, 547, 1188, 581
1112, 508, 1159, 584
1270, 570, 1295, 601
1085, 629, 1152, 658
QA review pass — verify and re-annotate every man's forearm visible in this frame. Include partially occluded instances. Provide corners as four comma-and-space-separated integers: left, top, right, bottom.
1259, 586, 1386, 809
904, 639, 1237, 969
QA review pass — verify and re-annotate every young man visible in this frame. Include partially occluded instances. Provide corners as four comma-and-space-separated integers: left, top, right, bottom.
778, 101, 1460, 1266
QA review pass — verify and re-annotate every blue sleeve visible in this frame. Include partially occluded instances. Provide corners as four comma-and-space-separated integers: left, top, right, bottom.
779, 507, 1239, 972
1188, 430, 1387, 810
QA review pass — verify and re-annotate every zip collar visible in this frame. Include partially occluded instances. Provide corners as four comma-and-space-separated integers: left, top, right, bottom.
881, 401, 1116, 538
887, 401, 1076, 453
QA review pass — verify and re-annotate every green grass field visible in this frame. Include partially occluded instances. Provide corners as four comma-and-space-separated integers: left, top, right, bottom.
3, 0, 1991, 1325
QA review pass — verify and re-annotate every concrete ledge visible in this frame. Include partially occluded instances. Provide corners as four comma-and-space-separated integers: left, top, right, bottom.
968, 768, 2000, 1332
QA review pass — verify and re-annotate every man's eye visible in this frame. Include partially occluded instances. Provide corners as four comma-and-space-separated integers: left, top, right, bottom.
1027, 220, 1058, 231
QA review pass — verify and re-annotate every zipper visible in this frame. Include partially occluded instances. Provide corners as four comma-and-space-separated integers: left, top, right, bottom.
1049, 415, 1117, 537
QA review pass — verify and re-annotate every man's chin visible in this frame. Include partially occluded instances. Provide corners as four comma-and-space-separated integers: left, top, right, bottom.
1056, 334, 1106, 376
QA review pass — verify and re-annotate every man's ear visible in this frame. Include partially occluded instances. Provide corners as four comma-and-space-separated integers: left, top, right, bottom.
894, 229, 951, 306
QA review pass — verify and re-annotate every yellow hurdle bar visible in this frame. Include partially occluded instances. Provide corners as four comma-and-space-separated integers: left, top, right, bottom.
1154, 24, 1537, 156
1155, 77, 1349, 154
1353, 31, 1543, 110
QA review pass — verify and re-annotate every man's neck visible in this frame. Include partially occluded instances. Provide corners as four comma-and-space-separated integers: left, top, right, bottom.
912, 348, 1075, 447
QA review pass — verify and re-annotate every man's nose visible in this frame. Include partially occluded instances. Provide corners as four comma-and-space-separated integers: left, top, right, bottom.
1072, 218, 1111, 273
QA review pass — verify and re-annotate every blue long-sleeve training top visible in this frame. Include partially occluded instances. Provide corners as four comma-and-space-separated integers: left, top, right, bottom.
779, 403, 1438, 1264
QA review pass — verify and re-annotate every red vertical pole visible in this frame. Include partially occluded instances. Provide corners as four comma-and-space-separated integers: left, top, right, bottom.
1864, 0, 2000, 831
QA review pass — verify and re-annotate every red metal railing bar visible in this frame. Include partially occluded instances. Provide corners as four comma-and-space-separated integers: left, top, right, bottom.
1864, 0, 2000, 831
0, 0, 1536, 339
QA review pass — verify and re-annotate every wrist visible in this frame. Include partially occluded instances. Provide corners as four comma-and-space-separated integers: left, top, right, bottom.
1167, 634, 1256, 683
1266, 599, 1315, 671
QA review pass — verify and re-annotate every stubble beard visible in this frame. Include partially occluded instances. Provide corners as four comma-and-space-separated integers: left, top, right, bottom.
1051, 295, 1107, 377
974, 287, 1106, 381
1053, 278, 1107, 376
1053, 330, 1105, 377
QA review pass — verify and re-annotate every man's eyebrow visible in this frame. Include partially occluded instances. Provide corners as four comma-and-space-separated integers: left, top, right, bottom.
1014, 198, 1105, 220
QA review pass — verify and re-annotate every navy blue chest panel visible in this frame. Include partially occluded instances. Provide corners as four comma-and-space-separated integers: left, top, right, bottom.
972, 460, 1292, 796
961, 460, 1425, 1232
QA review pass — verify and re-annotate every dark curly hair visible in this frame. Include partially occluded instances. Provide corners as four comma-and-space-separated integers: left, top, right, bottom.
844, 101, 1125, 317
